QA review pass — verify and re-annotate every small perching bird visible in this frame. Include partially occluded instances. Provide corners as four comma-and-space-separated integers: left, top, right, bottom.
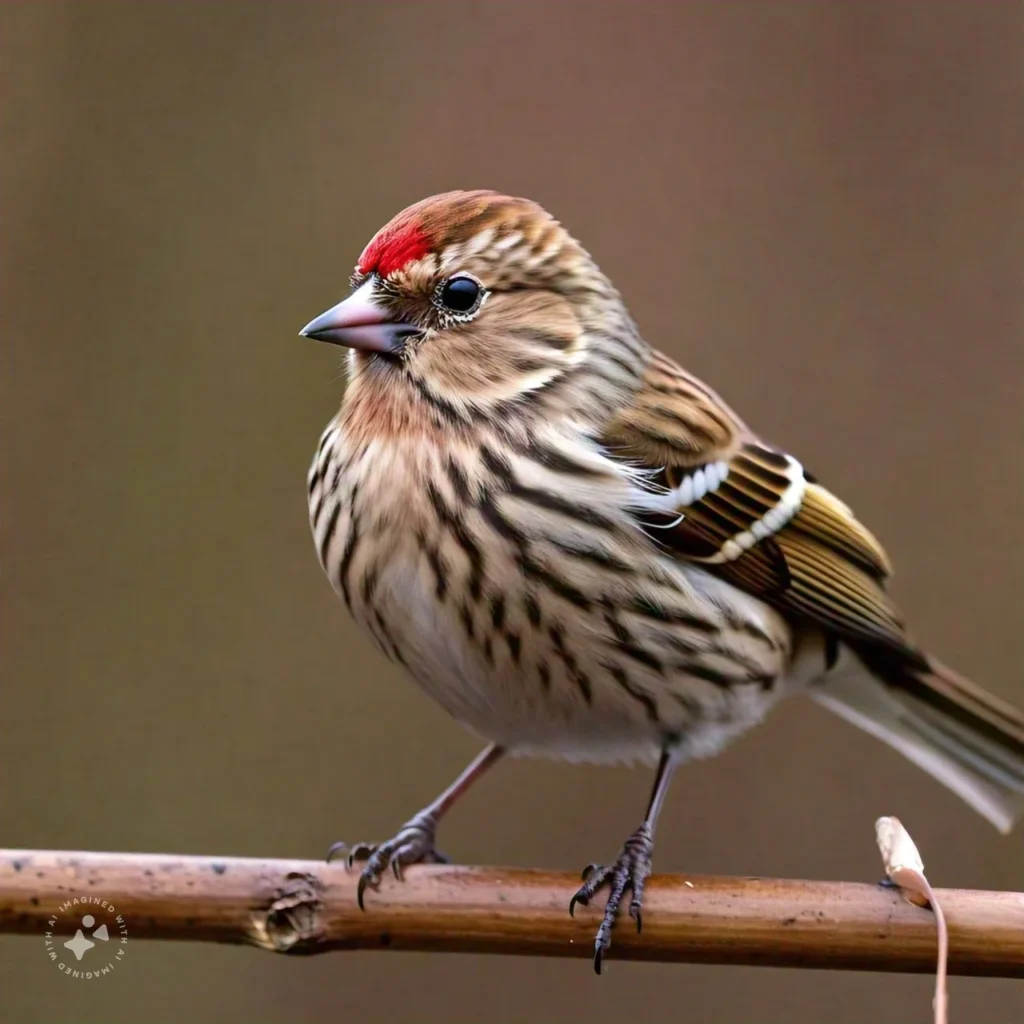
300, 190, 1024, 972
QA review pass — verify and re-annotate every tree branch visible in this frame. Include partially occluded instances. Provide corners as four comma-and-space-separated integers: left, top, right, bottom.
2, 849, 1022, 975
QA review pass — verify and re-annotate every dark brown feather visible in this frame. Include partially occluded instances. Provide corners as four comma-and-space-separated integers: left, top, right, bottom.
604, 349, 1024, 783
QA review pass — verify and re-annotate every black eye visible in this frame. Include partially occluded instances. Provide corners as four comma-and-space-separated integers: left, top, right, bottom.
439, 275, 483, 314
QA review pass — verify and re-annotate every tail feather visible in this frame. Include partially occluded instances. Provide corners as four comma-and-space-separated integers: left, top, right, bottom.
813, 647, 1024, 834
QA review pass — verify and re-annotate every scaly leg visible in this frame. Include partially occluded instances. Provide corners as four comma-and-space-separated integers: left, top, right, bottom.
328, 743, 504, 909
569, 748, 677, 973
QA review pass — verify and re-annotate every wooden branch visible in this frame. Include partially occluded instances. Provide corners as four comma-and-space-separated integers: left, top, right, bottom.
2, 849, 1022, 975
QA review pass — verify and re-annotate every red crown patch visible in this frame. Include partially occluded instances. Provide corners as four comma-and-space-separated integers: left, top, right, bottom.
357, 223, 431, 276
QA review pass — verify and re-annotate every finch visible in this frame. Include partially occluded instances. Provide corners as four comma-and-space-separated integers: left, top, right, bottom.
300, 190, 1024, 972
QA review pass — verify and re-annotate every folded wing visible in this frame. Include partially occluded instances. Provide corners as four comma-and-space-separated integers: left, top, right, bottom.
603, 349, 1024, 829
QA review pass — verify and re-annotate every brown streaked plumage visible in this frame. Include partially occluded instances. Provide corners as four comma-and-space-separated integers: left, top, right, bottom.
300, 190, 1024, 973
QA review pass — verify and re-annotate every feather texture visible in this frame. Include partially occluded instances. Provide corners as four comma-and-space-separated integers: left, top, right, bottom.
604, 350, 910, 649
303, 190, 1023, 971
605, 348, 1024, 826
305, 189, 1023, 833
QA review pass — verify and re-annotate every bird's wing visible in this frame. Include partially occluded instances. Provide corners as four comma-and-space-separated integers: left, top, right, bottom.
604, 349, 903, 647
605, 348, 1024, 737
606, 349, 1024, 736
603, 349, 1024, 824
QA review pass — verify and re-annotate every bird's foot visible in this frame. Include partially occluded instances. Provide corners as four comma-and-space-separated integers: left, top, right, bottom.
326, 810, 450, 910
569, 822, 653, 974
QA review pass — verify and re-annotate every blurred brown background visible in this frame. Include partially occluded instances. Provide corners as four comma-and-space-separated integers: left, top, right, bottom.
2, 2, 1022, 1022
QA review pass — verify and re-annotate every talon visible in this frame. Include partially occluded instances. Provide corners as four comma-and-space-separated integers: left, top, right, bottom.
346, 842, 375, 868
325, 841, 348, 863
335, 817, 445, 908
569, 891, 586, 917
575, 822, 655, 969
358, 872, 378, 913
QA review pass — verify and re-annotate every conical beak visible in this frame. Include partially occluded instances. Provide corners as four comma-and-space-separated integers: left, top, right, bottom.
299, 279, 418, 354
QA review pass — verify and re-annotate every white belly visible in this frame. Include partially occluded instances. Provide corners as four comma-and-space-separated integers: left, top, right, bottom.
366, 535, 796, 767
312, 424, 802, 767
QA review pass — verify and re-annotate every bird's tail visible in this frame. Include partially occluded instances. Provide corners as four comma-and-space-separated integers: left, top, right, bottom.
813, 646, 1024, 833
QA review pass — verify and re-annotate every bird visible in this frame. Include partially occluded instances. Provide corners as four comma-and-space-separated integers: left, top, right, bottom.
299, 190, 1024, 973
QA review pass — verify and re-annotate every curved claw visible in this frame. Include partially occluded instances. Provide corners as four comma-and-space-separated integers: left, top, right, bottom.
574, 822, 655, 974
568, 891, 586, 918
390, 852, 406, 880
325, 841, 348, 864
580, 862, 600, 881
356, 869, 380, 911
336, 815, 444, 911
349, 842, 376, 862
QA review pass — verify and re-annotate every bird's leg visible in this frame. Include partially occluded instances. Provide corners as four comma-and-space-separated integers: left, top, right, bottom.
328, 743, 504, 909
569, 748, 677, 974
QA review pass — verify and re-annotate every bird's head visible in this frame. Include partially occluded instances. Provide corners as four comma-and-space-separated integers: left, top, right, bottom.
300, 191, 647, 434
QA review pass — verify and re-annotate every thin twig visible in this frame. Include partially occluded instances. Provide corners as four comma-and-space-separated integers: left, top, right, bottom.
1, 849, 1022, 974
876, 817, 950, 1024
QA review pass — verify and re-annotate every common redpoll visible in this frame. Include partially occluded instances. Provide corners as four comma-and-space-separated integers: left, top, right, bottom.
300, 191, 1024, 972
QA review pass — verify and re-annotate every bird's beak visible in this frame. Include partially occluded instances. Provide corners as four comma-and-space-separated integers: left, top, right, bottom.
298, 279, 418, 354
